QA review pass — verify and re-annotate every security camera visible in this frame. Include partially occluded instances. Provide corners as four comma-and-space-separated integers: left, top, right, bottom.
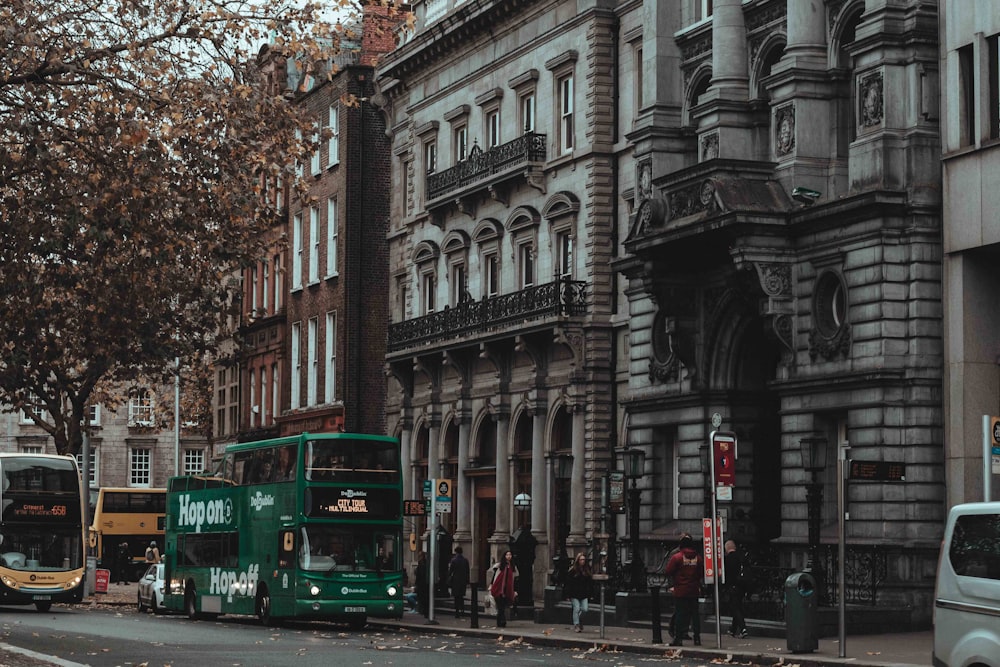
792, 187, 821, 206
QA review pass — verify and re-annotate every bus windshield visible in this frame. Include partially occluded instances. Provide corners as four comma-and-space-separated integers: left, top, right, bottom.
306, 438, 400, 483
298, 525, 400, 573
0, 526, 82, 571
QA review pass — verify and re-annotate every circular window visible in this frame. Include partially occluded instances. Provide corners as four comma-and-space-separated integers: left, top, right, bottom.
814, 271, 847, 338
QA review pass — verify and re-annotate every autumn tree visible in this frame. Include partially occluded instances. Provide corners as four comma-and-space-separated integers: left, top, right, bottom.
0, 0, 404, 455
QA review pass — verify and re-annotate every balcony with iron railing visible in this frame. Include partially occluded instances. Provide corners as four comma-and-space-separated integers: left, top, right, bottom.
387, 277, 587, 354
425, 132, 547, 210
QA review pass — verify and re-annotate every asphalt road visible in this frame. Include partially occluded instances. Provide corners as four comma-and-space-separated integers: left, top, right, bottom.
0, 605, 666, 667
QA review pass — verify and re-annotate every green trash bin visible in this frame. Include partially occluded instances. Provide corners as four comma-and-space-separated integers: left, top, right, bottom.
784, 572, 818, 653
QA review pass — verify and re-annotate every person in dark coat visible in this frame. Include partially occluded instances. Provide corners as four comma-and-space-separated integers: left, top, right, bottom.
724, 539, 748, 638
116, 541, 131, 585
564, 553, 593, 632
665, 534, 703, 647
415, 551, 430, 617
448, 546, 471, 618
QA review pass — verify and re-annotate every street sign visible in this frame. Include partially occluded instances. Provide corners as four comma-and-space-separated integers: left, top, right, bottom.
608, 471, 625, 514
712, 431, 737, 489
992, 417, 1000, 475
702, 517, 723, 584
422, 479, 432, 499
435, 478, 453, 513
849, 460, 905, 481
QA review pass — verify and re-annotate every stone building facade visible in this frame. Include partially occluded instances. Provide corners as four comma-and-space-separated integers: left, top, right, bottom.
939, 2, 1000, 507
378, 0, 946, 629
620, 0, 943, 627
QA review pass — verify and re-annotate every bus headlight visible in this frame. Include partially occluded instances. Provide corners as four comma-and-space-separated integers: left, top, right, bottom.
310, 584, 321, 596
1, 575, 19, 589
386, 585, 398, 597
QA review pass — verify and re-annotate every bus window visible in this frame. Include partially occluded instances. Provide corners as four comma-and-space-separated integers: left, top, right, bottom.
275, 446, 297, 482
298, 525, 401, 573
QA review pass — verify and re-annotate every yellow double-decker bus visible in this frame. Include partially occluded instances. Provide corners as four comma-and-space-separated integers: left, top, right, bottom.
89, 487, 166, 582
0, 453, 86, 611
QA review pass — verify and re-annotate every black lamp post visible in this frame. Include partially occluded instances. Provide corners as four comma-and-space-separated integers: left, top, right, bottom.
622, 447, 646, 593
799, 436, 828, 593
552, 453, 573, 586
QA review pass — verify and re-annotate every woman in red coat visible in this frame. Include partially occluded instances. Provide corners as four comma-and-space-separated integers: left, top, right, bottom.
489, 550, 518, 627
665, 534, 703, 646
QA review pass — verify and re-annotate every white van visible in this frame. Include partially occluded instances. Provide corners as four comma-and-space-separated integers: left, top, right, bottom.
933, 501, 1000, 667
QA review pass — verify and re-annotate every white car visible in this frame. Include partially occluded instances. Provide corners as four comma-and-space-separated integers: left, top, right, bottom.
137, 563, 166, 614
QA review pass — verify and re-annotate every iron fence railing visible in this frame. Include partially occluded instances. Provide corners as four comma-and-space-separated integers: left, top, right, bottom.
425, 132, 546, 202
589, 541, 888, 621
388, 278, 586, 352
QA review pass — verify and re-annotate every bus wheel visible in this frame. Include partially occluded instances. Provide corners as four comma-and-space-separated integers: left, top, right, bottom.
34, 601, 52, 613
255, 586, 275, 626
185, 586, 200, 620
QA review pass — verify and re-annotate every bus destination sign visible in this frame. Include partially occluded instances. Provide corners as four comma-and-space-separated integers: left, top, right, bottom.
3, 500, 77, 522
305, 487, 400, 521
849, 460, 905, 482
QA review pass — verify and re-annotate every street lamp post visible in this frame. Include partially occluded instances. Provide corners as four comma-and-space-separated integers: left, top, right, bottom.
800, 436, 828, 598
622, 448, 646, 593
552, 453, 573, 586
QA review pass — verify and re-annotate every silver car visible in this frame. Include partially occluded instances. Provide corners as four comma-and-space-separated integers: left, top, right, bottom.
137, 563, 165, 614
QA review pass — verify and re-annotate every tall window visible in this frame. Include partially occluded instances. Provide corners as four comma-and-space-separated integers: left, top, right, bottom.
422, 272, 436, 314
699, 0, 713, 20
484, 252, 500, 298
129, 389, 153, 426
635, 45, 644, 111
249, 368, 257, 426
518, 242, 534, 288
262, 262, 270, 313
402, 160, 412, 217
988, 34, 1000, 140
291, 322, 302, 408
327, 104, 340, 167
76, 449, 98, 487
292, 213, 303, 289
521, 92, 536, 133
959, 43, 976, 147
88, 405, 101, 426
271, 362, 279, 421
325, 311, 337, 402
295, 128, 304, 178
310, 120, 321, 175
487, 108, 501, 148
273, 254, 282, 309
454, 125, 468, 162
260, 365, 268, 424
275, 174, 284, 210
326, 197, 338, 277
307, 317, 318, 406
451, 262, 467, 305
556, 230, 573, 278
183, 449, 205, 475
559, 75, 575, 153
250, 264, 259, 314
130, 448, 151, 487
309, 206, 320, 283
425, 140, 437, 174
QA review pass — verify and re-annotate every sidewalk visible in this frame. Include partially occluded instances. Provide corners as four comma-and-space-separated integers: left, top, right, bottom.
91, 584, 933, 667
367, 605, 934, 667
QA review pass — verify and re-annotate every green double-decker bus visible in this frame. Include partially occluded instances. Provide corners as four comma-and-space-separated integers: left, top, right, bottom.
162, 432, 404, 628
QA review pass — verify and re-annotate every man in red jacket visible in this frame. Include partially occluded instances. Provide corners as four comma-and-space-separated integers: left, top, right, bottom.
665, 534, 703, 646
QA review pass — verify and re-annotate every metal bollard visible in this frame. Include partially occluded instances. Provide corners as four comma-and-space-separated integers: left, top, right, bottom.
470, 584, 479, 629
650, 586, 663, 644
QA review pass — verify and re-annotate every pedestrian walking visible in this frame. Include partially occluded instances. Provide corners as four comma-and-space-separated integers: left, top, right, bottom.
665, 534, 703, 647
724, 539, 748, 638
664, 532, 691, 639
448, 546, 470, 619
564, 552, 593, 632
415, 551, 430, 617
489, 550, 518, 628
116, 541, 131, 585
145, 541, 161, 564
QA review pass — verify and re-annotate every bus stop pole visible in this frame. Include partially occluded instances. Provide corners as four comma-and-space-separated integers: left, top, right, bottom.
427, 494, 438, 624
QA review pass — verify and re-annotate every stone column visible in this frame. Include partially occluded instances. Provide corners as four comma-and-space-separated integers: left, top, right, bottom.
494, 413, 511, 539
710, 0, 749, 96
530, 411, 546, 534
454, 415, 472, 542
785, 0, 827, 69
427, 416, 440, 485
399, 424, 412, 502
568, 406, 586, 545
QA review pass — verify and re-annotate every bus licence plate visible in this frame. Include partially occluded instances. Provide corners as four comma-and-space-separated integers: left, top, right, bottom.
32, 595, 51, 601
345, 606, 366, 613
